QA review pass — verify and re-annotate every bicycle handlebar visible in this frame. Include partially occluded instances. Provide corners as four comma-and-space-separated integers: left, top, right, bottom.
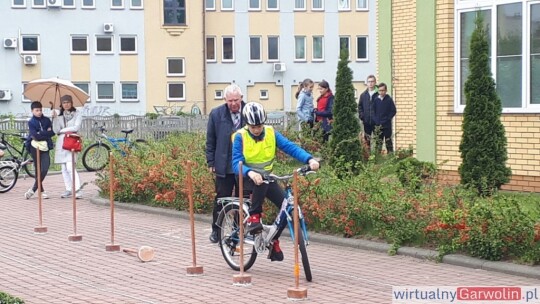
263, 165, 315, 182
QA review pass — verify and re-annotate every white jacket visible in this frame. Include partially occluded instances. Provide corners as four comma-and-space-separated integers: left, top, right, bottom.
52, 110, 83, 164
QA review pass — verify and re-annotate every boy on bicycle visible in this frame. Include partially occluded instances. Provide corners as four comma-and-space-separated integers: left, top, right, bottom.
232, 102, 319, 262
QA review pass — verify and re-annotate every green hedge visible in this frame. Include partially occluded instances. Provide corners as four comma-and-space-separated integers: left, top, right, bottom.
0, 292, 24, 304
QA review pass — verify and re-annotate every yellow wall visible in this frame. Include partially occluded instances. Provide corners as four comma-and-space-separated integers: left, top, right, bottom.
71, 55, 90, 81
247, 83, 283, 111
21, 57, 41, 82
120, 56, 138, 81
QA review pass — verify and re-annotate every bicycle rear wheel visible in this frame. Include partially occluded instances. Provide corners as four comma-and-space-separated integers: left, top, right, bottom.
22, 150, 35, 178
217, 203, 258, 271
82, 143, 111, 171
297, 227, 312, 282
0, 165, 18, 193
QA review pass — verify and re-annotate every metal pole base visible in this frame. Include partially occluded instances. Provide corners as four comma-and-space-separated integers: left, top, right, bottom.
186, 266, 204, 276
287, 287, 308, 300
232, 273, 252, 285
105, 244, 121, 252
68, 235, 83, 242
34, 226, 48, 234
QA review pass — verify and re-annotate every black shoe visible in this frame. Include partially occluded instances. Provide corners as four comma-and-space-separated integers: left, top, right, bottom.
269, 250, 284, 262
209, 230, 219, 243
246, 222, 263, 235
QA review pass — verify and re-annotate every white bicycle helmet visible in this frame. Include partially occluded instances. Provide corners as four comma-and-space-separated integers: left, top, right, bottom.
242, 102, 267, 125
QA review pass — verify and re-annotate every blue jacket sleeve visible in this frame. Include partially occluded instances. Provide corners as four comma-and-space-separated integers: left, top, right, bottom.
205, 111, 217, 167
29, 118, 54, 141
315, 95, 334, 118
275, 131, 312, 164
232, 132, 251, 177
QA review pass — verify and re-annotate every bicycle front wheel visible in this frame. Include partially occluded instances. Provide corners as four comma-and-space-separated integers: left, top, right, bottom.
297, 227, 312, 282
82, 143, 111, 171
0, 165, 18, 193
22, 150, 35, 178
217, 203, 258, 271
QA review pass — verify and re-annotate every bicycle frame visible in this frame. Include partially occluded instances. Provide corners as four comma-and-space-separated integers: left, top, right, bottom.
0, 133, 33, 170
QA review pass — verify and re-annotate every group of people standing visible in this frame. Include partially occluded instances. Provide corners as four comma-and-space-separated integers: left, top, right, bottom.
24, 95, 83, 200
295, 79, 334, 142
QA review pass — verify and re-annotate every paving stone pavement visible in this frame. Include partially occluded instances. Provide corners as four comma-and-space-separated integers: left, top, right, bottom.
1, 172, 540, 304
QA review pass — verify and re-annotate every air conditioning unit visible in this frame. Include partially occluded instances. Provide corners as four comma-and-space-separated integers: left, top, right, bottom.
3, 38, 17, 49
47, 0, 61, 8
0, 90, 12, 101
103, 23, 114, 33
23, 55, 37, 65
273, 62, 286, 73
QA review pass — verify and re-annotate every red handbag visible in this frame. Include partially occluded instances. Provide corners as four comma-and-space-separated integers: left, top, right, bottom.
63, 132, 83, 152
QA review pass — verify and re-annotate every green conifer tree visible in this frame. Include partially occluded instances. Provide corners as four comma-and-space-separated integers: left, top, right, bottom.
459, 13, 511, 195
329, 48, 363, 176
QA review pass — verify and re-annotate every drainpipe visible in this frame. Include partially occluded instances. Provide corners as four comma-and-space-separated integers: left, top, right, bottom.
202, 3, 207, 115
390, 0, 396, 151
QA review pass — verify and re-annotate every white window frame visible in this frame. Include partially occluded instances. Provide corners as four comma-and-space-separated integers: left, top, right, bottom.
356, 35, 368, 61
268, 36, 280, 62
120, 82, 139, 102
294, 36, 306, 61
82, 0, 95, 9
21, 82, 31, 102
249, 36, 262, 62
73, 82, 90, 98
214, 90, 223, 99
167, 57, 185, 76
454, 0, 539, 113
222, 36, 235, 62
312, 0, 324, 11
119, 36, 137, 54
267, 0, 278, 11
294, 0, 306, 11
338, 0, 350, 11
313, 36, 324, 61
12, 0, 26, 8
21, 35, 40, 54
249, 0, 261, 11
206, 36, 217, 62
111, 0, 124, 9
63, 0, 76, 8
71, 35, 89, 54
32, 0, 46, 8
260, 89, 269, 100
221, 0, 233, 11
130, 0, 143, 9
339, 36, 351, 59
95, 35, 114, 54
96, 82, 115, 102
356, 0, 368, 11
167, 82, 185, 101
205, 0, 215, 11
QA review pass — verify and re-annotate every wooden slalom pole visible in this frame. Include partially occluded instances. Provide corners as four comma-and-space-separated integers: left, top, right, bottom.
186, 161, 204, 275
287, 170, 307, 299
68, 150, 82, 242
233, 161, 251, 285
34, 149, 47, 233
106, 151, 120, 251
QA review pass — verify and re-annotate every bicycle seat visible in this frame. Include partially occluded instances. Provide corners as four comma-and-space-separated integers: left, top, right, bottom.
121, 129, 134, 134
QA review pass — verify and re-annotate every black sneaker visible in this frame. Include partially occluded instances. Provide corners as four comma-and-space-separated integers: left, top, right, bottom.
246, 222, 263, 235
209, 230, 219, 243
269, 240, 284, 262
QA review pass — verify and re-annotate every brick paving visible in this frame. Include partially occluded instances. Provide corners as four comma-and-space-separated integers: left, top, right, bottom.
1, 172, 539, 304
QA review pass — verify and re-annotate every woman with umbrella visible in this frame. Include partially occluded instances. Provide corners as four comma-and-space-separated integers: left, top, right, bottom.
52, 95, 83, 199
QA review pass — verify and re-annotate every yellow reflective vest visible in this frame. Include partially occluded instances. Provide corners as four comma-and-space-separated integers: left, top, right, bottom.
236, 126, 276, 174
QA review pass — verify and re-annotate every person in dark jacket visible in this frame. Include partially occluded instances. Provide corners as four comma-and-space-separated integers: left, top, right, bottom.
358, 75, 378, 151
25, 101, 55, 199
314, 80, 334, 142
205, 84, 245, 243
373, 83, 396, 153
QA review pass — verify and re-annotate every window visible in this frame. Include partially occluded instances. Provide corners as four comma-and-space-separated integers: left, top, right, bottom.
164, 0, 186, 25
111, 0, 124, 9
82, 0, 95, 8
250, 37, 262, 62
121, 83, 138, 102
63, 0, 75, 8
295, 36, 306, 61
32, 0, 45, 8
312, 0, 323, 10
267, 0, 278, 10
167, 58, 185, 76
294, 0, 305, 10
338, 0, 349, 10
120, 36, 137, 53
215, 90, 223, 99
356, 36, 368, 61
260, 90, 268, 99
221, 0, 233, 10
96, 36, 113, 54
340, 36, 350, 58
313, 36, 324, 61
71, 35, 89, 54
97, 83, 115, 102
12, 0, 26, 8
130, 0, 143, 9
249, 0, 260, 10
22, 83, 30, 102
223, 37, 235, 62
21, 35, 39, 54
168, 82, 185, 101
205, 0, 215, 10
206, 37, 216, 61
268, 36, 279, 61
455, 1, 539, 112
356, 0, 367, 10
73, 83, 90, 96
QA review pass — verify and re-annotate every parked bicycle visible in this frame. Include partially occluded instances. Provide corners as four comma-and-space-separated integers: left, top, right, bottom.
82, 123, 147, 172
216, 166, 314, 282
0, 132, 35, 193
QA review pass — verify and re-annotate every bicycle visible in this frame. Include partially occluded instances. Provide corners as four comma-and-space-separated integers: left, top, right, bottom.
81, 123, 147, 172
0, 132, 35, 193
216, 166, 314, 282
